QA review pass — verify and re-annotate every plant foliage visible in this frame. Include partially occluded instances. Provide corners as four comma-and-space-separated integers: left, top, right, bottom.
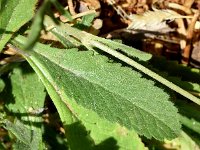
0, 0, 37, 51
0, 0, 200, 149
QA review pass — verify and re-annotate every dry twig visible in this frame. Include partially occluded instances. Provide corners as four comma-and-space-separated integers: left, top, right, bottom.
67, 0, 76, 15
182, 11, 200, 65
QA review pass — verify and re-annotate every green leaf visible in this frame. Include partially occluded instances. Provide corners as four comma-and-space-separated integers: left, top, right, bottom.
7, 63, 46, 114
12, 35, 181, 141
175, 99, 200, 134
175, 98, 200, 121
12, 36, 146, 150
0, 79, 5, 92
44, 16, 200, 106
74, 13, 96, 30
43, 15, 152, 62
0, 0, 37, 51
24, 0, 51, 50
4, 119, 44, 150
68, 102, 146, 150
180, 115, 200, 135
4, 63, 46, 150
81, 13, 96, 27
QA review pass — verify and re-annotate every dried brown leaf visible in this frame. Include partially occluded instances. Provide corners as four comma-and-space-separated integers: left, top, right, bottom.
127, 9, 192, 31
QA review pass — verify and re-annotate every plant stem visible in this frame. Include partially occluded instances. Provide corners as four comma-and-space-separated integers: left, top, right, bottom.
90, 40, 200, 106
179, 115, 200, 134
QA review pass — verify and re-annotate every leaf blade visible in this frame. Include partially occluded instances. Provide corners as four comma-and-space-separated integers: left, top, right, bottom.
12, 35, 181, 140
0, 0, 37, 51
3, 64, 46, 150
11, 41, 146, 149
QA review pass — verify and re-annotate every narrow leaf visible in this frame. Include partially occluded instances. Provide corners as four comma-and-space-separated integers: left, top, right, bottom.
0, 0, 37, 51
43, 15, 152, 62
180, 115, 200, 135
24, 0, 51, 50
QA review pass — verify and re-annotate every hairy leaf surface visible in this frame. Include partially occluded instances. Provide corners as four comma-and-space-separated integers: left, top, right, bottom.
13, 35, 181, 140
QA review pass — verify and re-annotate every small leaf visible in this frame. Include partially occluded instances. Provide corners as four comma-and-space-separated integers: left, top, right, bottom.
81, 13, 96, 27
4, 120, 33, 145
12, 35, 181, 140
0, 0, 37, 51
74, 13, 96, 30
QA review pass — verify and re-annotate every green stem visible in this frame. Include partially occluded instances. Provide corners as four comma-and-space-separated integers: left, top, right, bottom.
179, 115, 200, 134
89, 40, 200, 106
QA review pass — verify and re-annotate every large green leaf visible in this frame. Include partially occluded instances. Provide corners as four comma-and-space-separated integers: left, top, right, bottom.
13, 39, 147, 150
44, 16, 200, 106
12, 35, 181, 141
0, 0, 37, 51
3, 63, 46, 150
